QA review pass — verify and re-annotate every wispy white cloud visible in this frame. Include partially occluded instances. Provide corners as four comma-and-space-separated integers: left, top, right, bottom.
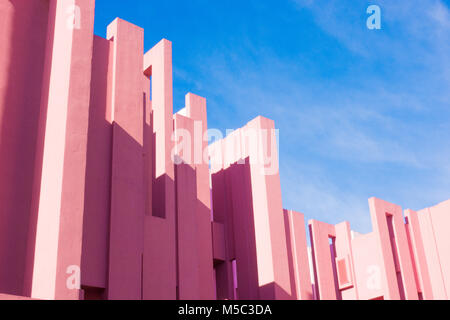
280, 158, 373, 233
179, 0, 450, 232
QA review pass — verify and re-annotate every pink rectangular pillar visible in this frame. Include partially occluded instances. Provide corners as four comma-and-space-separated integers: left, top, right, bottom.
175, 162, 201, 299
142, 39, 177, 300
404, 209, 433, 299
143, 73, 152, 224
209, 116, 292, 300
0, 0, 49, 297
173, 113, 201, 299
283, 210, 313, 300
424, 201, 450, 298
245, 117, 292, 300
369, 197, 419, 300
211, 169, 235, 300
417, 207, 448, 299
144, 39, 175, 217
106, 18, 144, 300
80, 35, 114, 292
228, 160, 260, 300
26, 0, 95, 300
185, 93, 216, 299
334, 222, 358, 300
308, 220, 338, 300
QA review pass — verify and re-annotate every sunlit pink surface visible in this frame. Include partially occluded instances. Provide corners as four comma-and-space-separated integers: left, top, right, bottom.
0, 0, 449, 300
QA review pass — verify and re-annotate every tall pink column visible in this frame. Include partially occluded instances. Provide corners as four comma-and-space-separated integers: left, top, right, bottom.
404, 209, 433, 299
142, 73, 152, 235
26, 0, 95, 300
417, 207, 448, 299
246, 117, 292, 300
369, 197, 418, 300
283, 210, 313, 300
142, 39, 177, 300
418, 201, 450, 298
184, 93, 216, 299
308, 220, 338, 300
429, 201, 450, 298
334, 222, 358, 300
175, 163, 201, 299
80, 34, 114, 295
210, 116, 292, 300
211, 168, 236, 300
0, 0, 50, 296
173, 113, 201, 299
228, 160, 260, 299
106, 18, 144, 300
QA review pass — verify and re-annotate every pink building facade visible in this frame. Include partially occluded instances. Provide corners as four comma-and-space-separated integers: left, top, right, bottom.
0, 0, 448, 300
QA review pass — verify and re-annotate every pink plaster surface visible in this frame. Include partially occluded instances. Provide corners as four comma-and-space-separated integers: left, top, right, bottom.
0, 0, 449, 300
106, 17, 145, 300
284, 210, 313, 300
308, 220, 338, 300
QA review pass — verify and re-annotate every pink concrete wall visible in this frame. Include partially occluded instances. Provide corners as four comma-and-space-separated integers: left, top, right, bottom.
106, 18, 145, 300
184, 93, 216, 299
173, 97, 216, 300
142, 38, 177, 300
25, 0, 95, 300
308, 220, 338, 300
0, 0, 449, 301
369, 198, 418, 300
418, 201, 450, 299
210, 117, 293, 300
404, 209, 433, 299
175, 162, 201, 299
351, 232, 384, 300
334, 222, 358, 300
81, 34, 113, 293
427, 201, 450, 298
0, 0, 49, 297
284, 210, 313, 300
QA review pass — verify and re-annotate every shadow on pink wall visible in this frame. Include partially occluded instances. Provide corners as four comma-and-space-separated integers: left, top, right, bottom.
0, 0, 449, 301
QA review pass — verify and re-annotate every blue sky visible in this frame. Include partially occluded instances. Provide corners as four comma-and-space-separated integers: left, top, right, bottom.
94, 0, 450, 234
